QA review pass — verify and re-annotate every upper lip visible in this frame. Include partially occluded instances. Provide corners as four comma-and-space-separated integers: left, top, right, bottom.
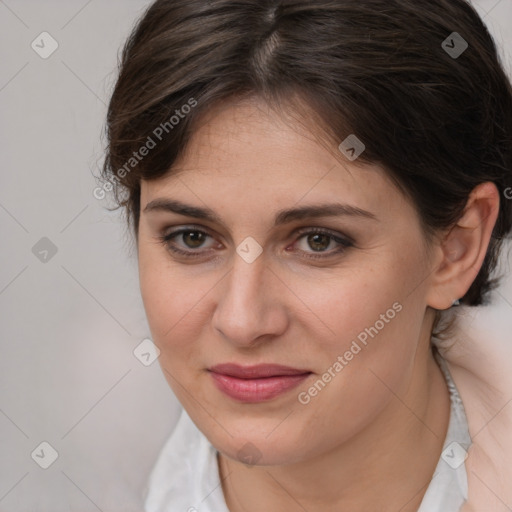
209, 363, 312, 379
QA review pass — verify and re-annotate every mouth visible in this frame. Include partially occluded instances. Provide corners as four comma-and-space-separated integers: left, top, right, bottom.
208, 363, 313, 403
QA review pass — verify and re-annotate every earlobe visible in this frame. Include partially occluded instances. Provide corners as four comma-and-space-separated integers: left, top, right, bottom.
425, 182, 500, 311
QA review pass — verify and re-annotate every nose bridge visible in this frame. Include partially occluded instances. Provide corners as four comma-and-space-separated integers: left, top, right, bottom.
213, 250, 285, 345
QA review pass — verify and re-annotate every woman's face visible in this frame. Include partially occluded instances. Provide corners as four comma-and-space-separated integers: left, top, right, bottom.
138, 97, 437, 466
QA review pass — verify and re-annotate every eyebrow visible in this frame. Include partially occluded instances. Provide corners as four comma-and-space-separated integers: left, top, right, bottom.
143, 198, 377, 226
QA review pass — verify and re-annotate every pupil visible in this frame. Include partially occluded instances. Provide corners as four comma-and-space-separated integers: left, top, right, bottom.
308, 234, 329, 252
184, 231, 204, 248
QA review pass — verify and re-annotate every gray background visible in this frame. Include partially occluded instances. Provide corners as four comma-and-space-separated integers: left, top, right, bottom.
0, 1, 511, 511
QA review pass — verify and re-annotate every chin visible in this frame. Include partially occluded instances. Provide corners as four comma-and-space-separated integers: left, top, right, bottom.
201, 415, 313, 467
217, 436, 306, 467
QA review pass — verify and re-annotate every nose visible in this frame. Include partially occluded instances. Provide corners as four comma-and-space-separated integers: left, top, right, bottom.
212, 249, 289, 348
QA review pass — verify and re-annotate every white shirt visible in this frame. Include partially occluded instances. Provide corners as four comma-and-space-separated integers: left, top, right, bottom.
143, 354, 471, 512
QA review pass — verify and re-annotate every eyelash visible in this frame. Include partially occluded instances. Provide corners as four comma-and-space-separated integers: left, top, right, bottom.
157, 226, 354, 260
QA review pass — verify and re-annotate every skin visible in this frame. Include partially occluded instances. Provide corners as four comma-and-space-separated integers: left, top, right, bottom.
137, 95, 499, 512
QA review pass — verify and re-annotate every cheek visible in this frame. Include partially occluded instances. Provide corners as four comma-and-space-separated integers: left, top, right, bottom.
300, 252, 425, 381
138, 243, 225, 386
139, 255, 210, 410
139, 245, 200, 347
301, 268, 401, 345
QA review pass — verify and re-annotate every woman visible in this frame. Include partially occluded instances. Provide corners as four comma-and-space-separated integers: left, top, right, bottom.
100, 0, 512, 510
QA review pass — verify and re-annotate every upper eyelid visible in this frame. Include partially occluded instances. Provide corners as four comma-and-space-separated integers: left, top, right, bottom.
162, 224, 347, 238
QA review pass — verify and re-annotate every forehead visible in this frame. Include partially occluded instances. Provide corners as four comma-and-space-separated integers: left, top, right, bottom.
140, 98, 409, 223
175, 97, 343, 176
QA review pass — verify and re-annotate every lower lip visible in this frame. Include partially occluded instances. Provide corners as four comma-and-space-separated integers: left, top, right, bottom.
209, 371, 312, 403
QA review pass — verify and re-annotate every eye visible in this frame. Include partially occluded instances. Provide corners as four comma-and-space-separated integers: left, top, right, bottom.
290, 228, 353, 259
158, 227, 219, 257
157, 226, 353, 260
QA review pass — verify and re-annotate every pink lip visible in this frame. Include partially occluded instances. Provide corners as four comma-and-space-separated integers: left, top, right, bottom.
208, 364, 312, 403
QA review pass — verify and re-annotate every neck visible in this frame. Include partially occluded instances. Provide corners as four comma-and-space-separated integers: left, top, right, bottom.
218, 323, 451, 512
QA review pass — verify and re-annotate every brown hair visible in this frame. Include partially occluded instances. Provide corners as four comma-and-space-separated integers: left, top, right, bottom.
100, 0, 512, 310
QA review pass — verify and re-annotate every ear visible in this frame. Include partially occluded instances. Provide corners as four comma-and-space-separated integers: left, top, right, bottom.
426, 182, 500, 310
